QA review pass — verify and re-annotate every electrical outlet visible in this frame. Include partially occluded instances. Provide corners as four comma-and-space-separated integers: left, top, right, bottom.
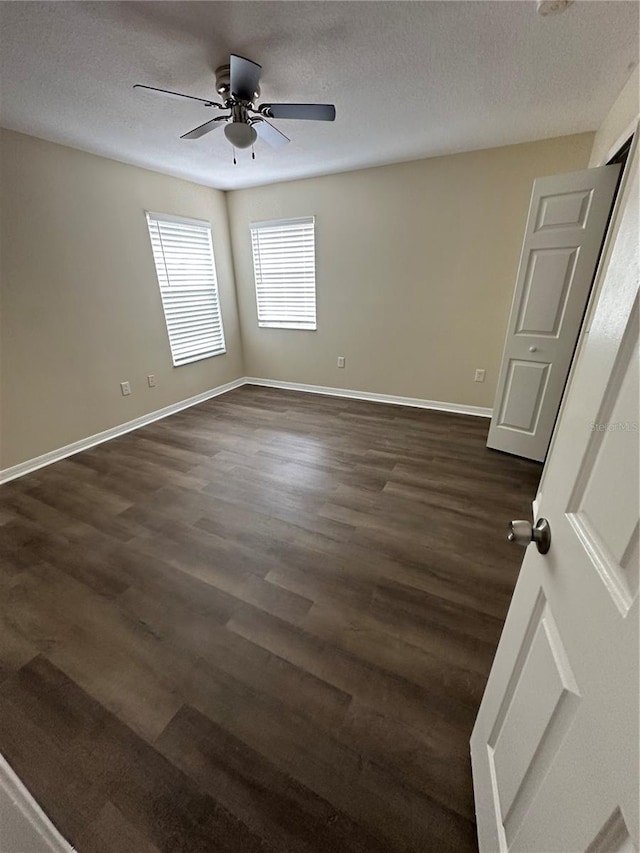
474, 369, 486, 383
120, 381, 131, 396
147, 374, 156, 388
337, 356, 346, 368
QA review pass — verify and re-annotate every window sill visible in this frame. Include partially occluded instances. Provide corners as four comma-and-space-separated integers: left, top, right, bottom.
257, 323, 317, 331
172, 348, 227, 367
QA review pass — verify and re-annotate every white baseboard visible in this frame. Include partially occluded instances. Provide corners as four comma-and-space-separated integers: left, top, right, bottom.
244, 377, 493, 419
0, 755, 75, 852
0, 377, 246, 485
0, 376, 491, 485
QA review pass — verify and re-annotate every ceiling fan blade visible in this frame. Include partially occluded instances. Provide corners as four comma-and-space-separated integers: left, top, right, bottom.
259, 103, 336, 121
254, 118, 290, 149
133, 84, 222, 108
230, 54, 262, 101
180, 117, 227, 140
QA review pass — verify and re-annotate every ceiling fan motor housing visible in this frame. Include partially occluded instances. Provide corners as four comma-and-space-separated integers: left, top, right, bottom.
215, 64, 260, 102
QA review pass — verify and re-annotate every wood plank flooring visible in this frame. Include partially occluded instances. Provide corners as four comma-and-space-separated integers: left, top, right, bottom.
0, 385, 541, 852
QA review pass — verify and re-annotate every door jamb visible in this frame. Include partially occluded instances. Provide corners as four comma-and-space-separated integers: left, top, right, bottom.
534, 125, 639, 515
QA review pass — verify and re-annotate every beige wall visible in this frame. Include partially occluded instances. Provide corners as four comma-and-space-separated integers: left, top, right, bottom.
589, 65, 639, 167
0, 128, 598, 470
0, 130, 243, 469
227, 133, 594, 408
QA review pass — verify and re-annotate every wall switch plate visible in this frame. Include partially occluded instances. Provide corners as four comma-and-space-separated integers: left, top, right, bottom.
337, 357, 345, 368
120, 381, 131, 396
147, 374, 156, 388
474, 369, 486, 383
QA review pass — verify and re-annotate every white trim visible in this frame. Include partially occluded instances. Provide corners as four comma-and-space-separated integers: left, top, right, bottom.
0, 755, 75, 852
0, 376, 492, 485
0, 378, 245, 485
602, 119, 637, 167
244, 377, 493, 418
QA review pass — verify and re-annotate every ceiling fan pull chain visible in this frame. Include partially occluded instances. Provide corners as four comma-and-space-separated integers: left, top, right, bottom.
233, 146, 237, 166
252, 144, 256, 161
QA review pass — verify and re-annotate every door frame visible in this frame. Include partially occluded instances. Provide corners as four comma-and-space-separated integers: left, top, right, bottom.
473, 121, 640, 851
533, 126, 637, 515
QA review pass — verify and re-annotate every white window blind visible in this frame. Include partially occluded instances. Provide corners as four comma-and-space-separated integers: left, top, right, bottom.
146, 212, 226, 366
250, 217, 317, 330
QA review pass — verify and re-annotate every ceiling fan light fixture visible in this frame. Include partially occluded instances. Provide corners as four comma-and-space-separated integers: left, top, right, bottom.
224, 121, 257, 149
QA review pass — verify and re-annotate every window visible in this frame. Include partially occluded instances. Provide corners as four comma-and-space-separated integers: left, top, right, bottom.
250, 217, 317, 330
146, 212, 226, 366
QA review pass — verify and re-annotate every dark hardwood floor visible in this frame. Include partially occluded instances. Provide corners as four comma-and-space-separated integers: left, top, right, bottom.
0, 385, 541, 852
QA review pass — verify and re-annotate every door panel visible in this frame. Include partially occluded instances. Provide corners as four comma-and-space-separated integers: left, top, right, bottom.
567, 308, 640, 613
487, 165, 620, 462
534, 188, 593, 231
488, 592, 580, 847
472, 133, 638, 852
497, 360, 550, 433
515, 247, 577, 336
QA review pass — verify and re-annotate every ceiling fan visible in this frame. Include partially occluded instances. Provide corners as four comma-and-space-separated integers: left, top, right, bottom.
134, 54, 336, 160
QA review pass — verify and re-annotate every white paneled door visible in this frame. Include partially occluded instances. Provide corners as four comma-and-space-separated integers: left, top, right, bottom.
471, 137, 638, 852
487, 164, 621, 462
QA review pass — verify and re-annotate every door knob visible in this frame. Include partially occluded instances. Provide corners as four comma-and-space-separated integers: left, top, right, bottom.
508, 518, 551, 554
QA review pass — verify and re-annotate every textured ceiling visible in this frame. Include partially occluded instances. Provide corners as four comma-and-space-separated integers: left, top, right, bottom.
0, 1, 637, 190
